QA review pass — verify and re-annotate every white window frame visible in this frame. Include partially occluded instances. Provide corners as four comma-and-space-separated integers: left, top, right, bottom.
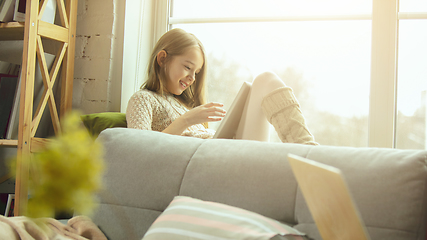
120, 0, 170, 112
121, 0, 427, 148
369, 0, 398, 148
370, 0, 427, 148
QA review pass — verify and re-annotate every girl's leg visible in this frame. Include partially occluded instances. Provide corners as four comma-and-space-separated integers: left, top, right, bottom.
236, 72, 318, 145
235, 72, 286, 141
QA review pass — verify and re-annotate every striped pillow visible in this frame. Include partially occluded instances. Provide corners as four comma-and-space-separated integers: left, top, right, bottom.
142, 196, 309, 240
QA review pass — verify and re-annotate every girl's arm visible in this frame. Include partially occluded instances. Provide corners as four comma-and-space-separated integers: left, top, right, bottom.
126, 92, 154, 130
162, 102, 226, 135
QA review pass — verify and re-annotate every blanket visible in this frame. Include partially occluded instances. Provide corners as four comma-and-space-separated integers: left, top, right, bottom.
0, 215, 107, 240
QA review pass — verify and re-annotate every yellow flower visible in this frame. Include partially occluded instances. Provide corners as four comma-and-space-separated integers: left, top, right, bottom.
11, 111, 105, 218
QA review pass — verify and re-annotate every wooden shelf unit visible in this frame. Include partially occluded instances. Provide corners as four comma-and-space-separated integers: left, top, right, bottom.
0, 0, 78, 216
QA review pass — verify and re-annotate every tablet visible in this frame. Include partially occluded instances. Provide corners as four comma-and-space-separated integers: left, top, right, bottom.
213, 82, 252, 139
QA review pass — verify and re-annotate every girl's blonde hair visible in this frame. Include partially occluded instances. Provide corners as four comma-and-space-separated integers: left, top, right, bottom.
142, 28, 208, 109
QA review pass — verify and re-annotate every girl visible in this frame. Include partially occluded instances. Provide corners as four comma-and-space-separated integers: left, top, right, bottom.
126, 28, 318, 145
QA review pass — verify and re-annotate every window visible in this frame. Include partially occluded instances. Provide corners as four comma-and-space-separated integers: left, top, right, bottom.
171, 0, 371, 18
121, 0, 427, 149
399, 0, 427, 12
171, 0, 372, 146
395, 0, 427, 149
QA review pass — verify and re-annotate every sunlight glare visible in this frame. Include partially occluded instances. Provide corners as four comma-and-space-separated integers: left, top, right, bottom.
172, 0, 372, 18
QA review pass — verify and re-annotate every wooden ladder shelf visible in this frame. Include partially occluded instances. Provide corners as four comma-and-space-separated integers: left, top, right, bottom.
0, 0, 78, 216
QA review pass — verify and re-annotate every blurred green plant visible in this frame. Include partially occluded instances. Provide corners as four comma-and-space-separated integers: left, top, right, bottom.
9, 111, 105, 218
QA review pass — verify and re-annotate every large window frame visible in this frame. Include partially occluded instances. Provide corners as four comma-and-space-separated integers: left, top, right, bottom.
121, 0, 427, 148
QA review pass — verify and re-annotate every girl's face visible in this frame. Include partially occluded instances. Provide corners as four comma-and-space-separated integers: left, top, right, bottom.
164, 47, 204, 95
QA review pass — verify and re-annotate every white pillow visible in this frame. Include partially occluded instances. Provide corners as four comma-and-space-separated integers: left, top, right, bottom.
142, 196, 310, 240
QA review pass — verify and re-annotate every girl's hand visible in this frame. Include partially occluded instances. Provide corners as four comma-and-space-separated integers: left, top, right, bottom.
181, 102, 226, 126
162, 102, 226, 136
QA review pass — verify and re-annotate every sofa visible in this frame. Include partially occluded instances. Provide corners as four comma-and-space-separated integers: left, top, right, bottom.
92, 127, 427, 240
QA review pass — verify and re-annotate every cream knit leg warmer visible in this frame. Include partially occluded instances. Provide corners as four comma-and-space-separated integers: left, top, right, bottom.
261, 87, 319, 145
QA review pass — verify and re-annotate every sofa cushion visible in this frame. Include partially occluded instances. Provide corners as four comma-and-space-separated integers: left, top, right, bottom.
142, 196, 309, 240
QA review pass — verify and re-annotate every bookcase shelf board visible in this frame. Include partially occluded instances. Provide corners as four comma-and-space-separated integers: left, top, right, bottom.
0, 139, 18, 147
0, 22, 25, 41
0, 174, 12, 185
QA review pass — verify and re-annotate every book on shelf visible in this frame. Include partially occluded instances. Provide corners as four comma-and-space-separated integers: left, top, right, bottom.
0, 61, 19, 75
0, 74, 19, 139
0, 193, 8, 215
0, 193, 15, 217
1, 0, 56, 23
13, 0, 56, 23
0, 61, 20, 140
0, 0, 15, 22
5, 194, 14, 217
5, 69, 20, 139
11, 0, 24, 22
4, 53, 56, 140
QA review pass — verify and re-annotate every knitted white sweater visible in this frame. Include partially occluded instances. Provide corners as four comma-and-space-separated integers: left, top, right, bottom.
126, 89, 214, 139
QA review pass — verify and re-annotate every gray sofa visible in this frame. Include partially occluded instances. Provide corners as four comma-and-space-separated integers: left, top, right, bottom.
93, 128, 427, 240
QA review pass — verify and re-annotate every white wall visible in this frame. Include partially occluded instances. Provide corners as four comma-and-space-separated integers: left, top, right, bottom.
73, 0, 125, 113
